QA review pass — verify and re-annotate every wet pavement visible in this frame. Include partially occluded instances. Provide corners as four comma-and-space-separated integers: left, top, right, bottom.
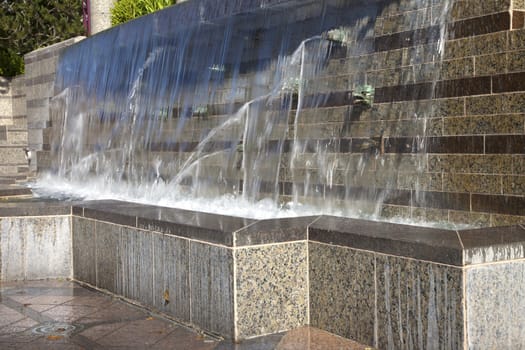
0, 280, 371, 350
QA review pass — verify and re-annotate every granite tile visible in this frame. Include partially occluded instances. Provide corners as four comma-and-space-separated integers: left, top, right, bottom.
485, 135, 525, 154
380, 204, 411, 220
444, 37, 472, 61
470, 31, 508, 56
83, 207, 136, 227
443, 173, 501, 194
0, 218, 25, 281
503, 175, 525, 195
493, 72, 525, 93
450, 0, 510, 20
119, 227, 154, 306
235, 242, 307, 339
490, 213, 525, 226
72, 217, 96, 286
507, 50, 525, 72
309, 242, 375, 346
152, 233, 190, 323
434, 77, 492, 98
397, 172, 442, 192
449, 12, 511, 39
472, 193, 525, 216
514, 10, 525, 29
410, 190, 471, 212
432, 98, 464, 118
466, 94, 504, 115
309, 216, 463, 266
410, 207, 449, 224
459, 225, 525, 264
190, 241, 234, 338
509, 29, 525, 50
137, 208, 253, 247
0, 201, 72, 217
95, 221, 120, 293
474, 53, 506, 76
376, 255, 464, 350
441, 58, 474, 80
448, 210, 491, 228
24, 216, 71, 280
465, 262, 525, 348
443, 114, 524, 135
234, 216, 314, 246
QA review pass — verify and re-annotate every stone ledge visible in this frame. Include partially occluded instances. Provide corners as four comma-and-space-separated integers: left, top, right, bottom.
70, 200, 525, 264
2, 199, 525, 347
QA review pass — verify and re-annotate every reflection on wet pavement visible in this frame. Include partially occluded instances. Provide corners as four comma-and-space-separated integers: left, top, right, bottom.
0, 280, 371, 349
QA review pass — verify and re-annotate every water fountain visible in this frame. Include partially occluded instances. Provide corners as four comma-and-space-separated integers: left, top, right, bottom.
2, 0, 525, 348
35, 0, 447, 224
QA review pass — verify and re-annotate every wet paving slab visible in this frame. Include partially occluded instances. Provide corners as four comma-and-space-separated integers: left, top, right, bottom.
0, 280, 372, 350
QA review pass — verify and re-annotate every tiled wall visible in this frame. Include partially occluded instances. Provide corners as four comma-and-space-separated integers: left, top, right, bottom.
0, 77, 29, 181
71, 211, 309, 340
2, 199, 524, 347
286, 0, 525, 226
309, 242, 465, 349
24, 37, 84, 172
27, 0, 525, 227
308, 215, 525, 349
0, 216, 71, 281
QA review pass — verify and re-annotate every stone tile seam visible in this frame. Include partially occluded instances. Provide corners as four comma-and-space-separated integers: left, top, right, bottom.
311, 240, 463, 268
233, 243, 239, 340
74, 215, 310, 249
234, 239, 309, 250
463, 256, 525, 269
74, 215, 230, 249
462, 268, 468, 350
0, 215, 70, 219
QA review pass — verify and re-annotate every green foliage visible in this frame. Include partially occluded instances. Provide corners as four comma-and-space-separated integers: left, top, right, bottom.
0, 48, 24, 76
0, 0, 84, 77
111, 0, 177, 26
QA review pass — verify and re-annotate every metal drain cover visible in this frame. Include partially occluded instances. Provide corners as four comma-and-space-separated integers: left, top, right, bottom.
32, 322, 83, 336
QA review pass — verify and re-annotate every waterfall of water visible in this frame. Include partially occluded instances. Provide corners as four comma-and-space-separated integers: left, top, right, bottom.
35, 0, 453, 222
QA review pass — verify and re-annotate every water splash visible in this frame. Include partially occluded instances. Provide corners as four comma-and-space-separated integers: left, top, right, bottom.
39, 0, 456, 225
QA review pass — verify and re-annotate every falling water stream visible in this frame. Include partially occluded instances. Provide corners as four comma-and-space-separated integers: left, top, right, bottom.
34, 0, 454, 224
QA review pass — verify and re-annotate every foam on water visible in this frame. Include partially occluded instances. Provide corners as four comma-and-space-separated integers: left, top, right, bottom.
31, 174, 468, 229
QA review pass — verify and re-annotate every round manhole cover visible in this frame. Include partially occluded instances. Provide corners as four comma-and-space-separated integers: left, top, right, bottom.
32, 322, 83, 336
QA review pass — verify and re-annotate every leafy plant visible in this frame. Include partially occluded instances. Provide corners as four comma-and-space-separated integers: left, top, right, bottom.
0, 0, 84, 77
111, 0, 178, 26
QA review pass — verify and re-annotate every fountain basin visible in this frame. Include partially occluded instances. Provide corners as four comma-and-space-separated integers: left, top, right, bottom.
1, 199, 524, 348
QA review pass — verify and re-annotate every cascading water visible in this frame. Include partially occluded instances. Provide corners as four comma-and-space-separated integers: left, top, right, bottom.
35, 0, 453, 222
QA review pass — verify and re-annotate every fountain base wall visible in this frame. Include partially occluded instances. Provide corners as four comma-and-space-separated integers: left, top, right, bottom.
1, 199, 524, 348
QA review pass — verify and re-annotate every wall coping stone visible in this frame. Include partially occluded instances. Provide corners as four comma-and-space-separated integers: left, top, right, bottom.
0, 199, 507, 265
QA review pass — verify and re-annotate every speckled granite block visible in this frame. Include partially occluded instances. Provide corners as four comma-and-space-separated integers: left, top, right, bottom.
72, 217, 96, 286
235, 241, 308, 339
0, 218, 25, 280
375, 255, 464, 350
152, 233, 190, 323
466, 261, 525, 348
459, 225, 525, 264
24, 216, 71, 280
190, 241, 234, 338
120, 227, 154, 306
95, 221, 120, 293
309, 242, 375, 346
1, 216, 71, 281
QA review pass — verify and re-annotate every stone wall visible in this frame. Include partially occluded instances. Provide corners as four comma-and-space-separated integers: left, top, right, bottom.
158, 0, 525, 226
29, 0, 525, 227
2, 198, 520, 347
24, 37, 85, 171
0, 76, 29, 183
